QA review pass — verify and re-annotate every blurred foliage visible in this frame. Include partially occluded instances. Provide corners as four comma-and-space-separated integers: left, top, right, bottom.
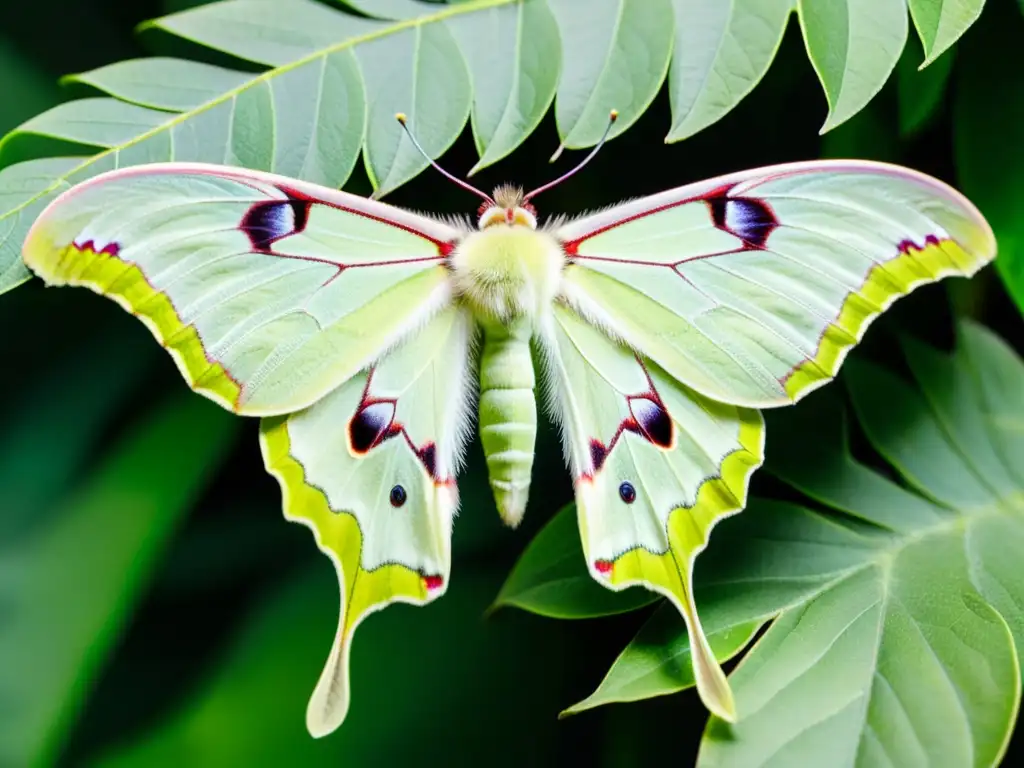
0, 0, 1022, 766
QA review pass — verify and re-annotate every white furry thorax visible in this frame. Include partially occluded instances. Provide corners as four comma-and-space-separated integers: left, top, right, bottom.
449, 194, 565, 323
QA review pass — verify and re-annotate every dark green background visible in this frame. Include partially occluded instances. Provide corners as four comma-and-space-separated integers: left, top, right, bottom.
1, 0, 1022, 765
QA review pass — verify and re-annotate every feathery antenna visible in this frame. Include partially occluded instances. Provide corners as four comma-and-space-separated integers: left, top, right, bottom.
395, 113, 494, 205
524, 110, 618, 203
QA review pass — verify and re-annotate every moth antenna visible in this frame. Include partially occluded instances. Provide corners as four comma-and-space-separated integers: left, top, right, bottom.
526, 110, 618, 203
395, 113, 494, 206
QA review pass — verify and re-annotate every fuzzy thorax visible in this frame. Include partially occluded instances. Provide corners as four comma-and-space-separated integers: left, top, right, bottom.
450, 218, 564, 322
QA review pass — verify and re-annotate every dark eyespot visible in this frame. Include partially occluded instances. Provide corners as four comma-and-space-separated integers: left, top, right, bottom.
629, 396, 673, 448
240, 197, 309, 251
708, 196, 777, 249
619, 482, 636, 504
390, 485, 407, 508
349, 401, 396, 453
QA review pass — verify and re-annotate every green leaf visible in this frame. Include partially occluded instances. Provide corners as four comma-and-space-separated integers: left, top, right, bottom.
355, 21, 471, 195
449, 0, 561, 173
562, 605, 764, 715
798, 0, 908, 132
150, 0, 382, 66
686, 322, 1024, 765
908, 0, 986, 66
491, 503, 660, 619
954, 1, 1024, 315
1, 98, 173, 150
666, 0, 794, 142
563, 495, 880, 715
0, 157, 83, 290
337, 0, 444, 19
549, 0, 674, 151
65, 58, 253, 112
0, 391, 237, 766
897, 37, 954, 137
699, 568, 1015, 767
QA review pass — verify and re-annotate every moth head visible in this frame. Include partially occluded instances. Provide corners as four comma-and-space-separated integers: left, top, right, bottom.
478, 185, 537, 230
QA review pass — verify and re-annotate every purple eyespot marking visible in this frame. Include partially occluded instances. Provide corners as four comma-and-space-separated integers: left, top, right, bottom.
708, 196, 777, 249
628, 395, 673, 448
349, 401, 396, 453
241, 196, 311, 251
579, 362, 674, 482
347, 372, 447, 484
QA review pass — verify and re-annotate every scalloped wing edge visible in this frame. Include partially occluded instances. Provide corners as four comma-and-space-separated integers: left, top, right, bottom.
781, 235, 985, 402
260, 415, 452, 737
579, 408, 766, 721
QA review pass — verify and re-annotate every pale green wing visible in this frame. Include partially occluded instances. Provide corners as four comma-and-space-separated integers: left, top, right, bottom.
556, 160, 996, 408
261, 305, 475, 737
538, 303, 764, 722
23, 163, 462, 416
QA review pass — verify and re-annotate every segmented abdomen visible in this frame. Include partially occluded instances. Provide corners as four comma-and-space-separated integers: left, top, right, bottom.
477, 316, 536, 528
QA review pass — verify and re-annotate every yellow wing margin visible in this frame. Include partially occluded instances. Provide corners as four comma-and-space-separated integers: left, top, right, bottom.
542, 304, 766, 721
261, 419, 433, 736
27, 239, 242, 408
593, 409, 764, 721
259, 305, 472, 737
783, 236, 981, 398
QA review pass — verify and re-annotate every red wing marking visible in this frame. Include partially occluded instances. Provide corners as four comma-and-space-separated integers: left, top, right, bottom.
898, 234, 942, 255
347, 370, 447, 485
423, 575, 444, 591
280, 184, 455, 254
563, 190, 777, 255
561, 190, 779, 303
563, 182, 736, 247
777, 232, 949, 389
581, 360, 674, 480
65, 237, 246, 405
238, 186, 454, 291
72, 239, 121, 256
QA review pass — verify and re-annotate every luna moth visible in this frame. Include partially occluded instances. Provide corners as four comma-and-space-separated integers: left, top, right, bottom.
20, 115, 994, 736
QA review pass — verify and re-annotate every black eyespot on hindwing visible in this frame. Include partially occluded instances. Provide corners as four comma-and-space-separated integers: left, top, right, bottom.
390, 485, 407, 507
619, 482, 636, 504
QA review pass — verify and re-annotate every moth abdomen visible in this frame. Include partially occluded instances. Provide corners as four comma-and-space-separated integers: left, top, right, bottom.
477, 315, 537, 528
